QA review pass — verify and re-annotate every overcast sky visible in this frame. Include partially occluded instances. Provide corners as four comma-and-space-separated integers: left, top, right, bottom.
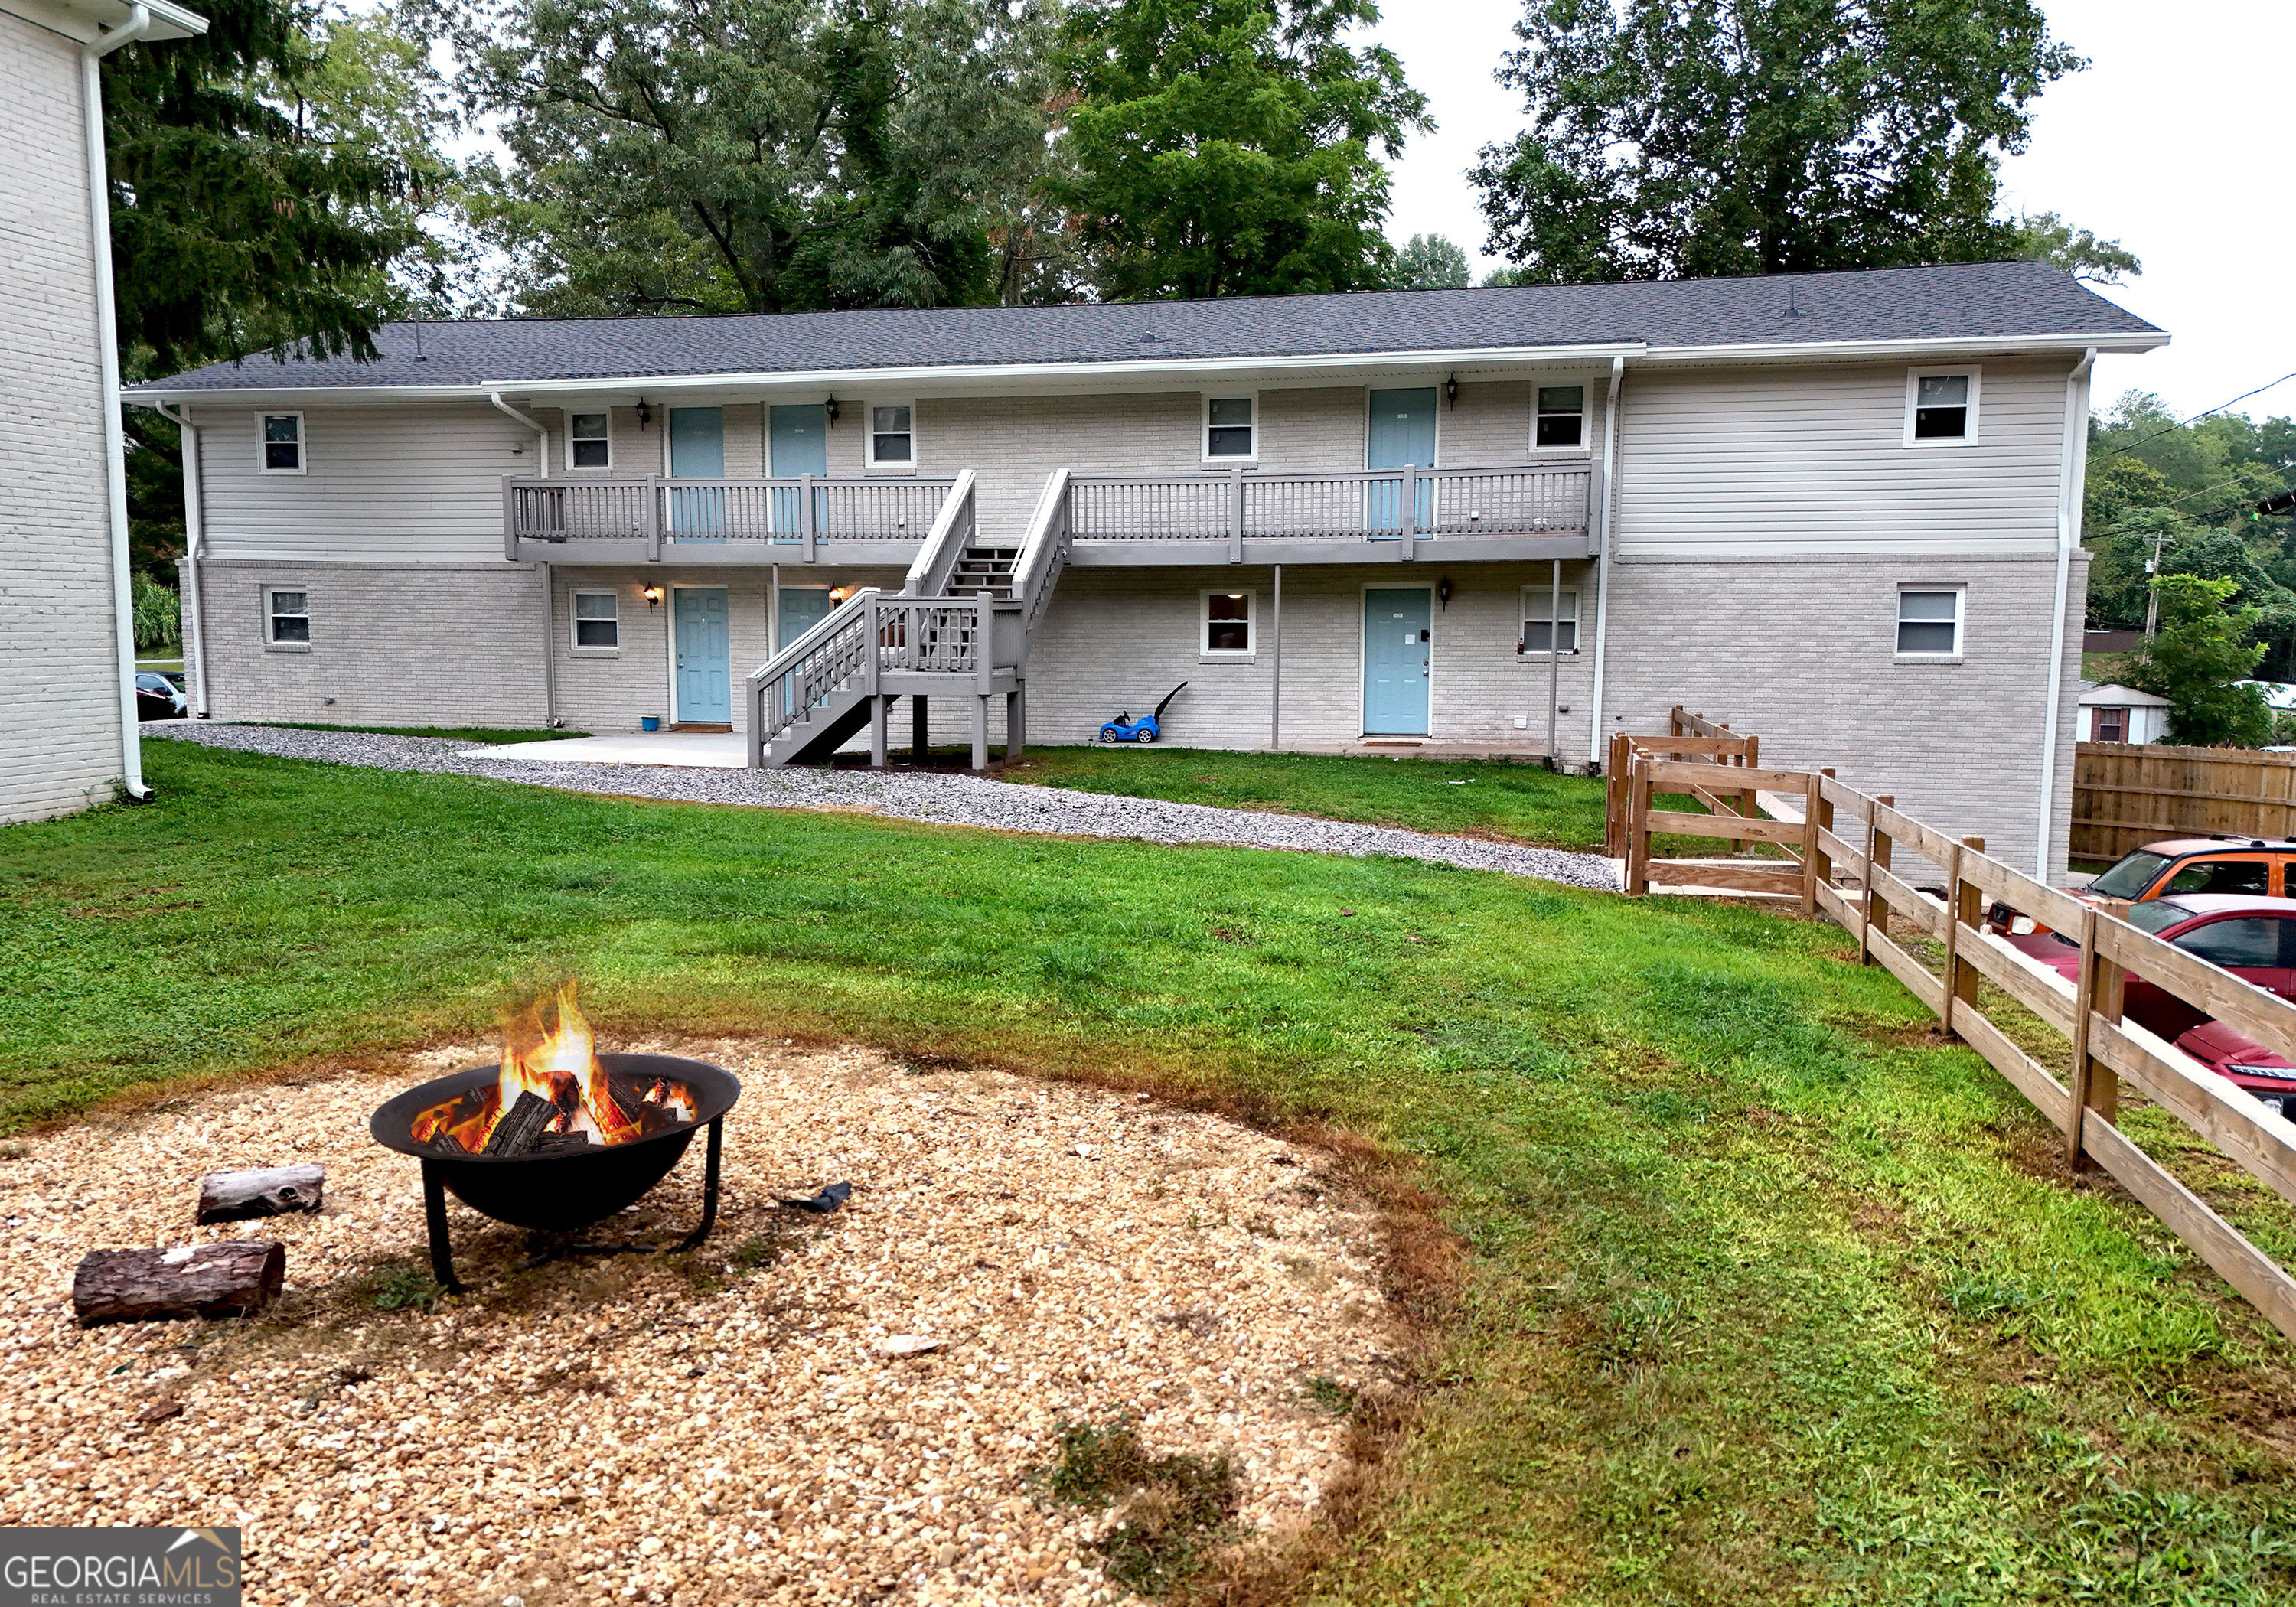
1367, 0, 2296, 426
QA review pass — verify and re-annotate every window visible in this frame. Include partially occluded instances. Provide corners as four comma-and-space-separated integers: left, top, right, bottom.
2092, 706, 2128, 742
1519, 586, 1580, 654
1534, 385, 1585, 449
267, 588, 308, 644
2164, 859, 2271, 898
1905, 368, 1980, 444
569, 412, 610, 469
259, 412, 303, 474
2175, 917, 2289, 971
1202, 591, 1253, 656
869, 404, 914, 466
1896, 588, 1963, 657
572, 590, 618, 650
1205, 396, 1255, 458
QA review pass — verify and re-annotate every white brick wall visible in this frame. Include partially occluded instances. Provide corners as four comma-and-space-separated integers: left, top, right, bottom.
0, 8, 122, 825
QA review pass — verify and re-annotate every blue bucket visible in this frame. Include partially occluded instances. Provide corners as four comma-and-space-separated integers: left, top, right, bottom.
641, 715, 662, 732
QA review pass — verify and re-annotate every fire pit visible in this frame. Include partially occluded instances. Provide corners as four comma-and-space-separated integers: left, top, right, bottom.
368, 985, 740, 1292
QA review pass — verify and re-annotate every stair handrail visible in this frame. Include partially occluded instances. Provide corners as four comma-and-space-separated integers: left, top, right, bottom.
1011, 467, 1073, 641
744, 586, 881, 766
902, 468, 978, 598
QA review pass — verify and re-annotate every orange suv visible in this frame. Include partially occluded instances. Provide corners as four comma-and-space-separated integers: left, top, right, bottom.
1989, 836, 2296, 935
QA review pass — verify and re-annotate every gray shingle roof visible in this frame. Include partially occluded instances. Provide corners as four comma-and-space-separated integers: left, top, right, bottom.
137, 260, 2160, 393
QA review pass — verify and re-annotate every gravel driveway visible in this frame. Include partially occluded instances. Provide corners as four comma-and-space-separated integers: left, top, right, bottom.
148, 724, 1619, 892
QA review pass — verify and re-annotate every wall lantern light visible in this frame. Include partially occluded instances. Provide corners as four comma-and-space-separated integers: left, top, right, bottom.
827, 586, 853, 604
636, 400, 654, 429
824, 397, 841, 424
1437, 575, 1453, 608
642, 585, 664, 608
1443, 373, 1459, 408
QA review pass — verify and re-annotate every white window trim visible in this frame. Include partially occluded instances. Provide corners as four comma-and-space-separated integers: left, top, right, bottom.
1903, 366, 1982, 447
1200, 588, 1257, 659
263, 585, 311, 650
256, 411, 305, 475
865, 399, 918, 473
569, 588, 621, 654
1518, 584, 1582, 657
1895, 584, 1966, 660
1202, 390, 1260, 464
565, 410, 612, 472
1529, 380, 1593, 455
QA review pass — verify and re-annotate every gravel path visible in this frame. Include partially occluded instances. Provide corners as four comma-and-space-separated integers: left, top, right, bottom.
147, 723, 1619, 892
1, 1037, 1403, 1605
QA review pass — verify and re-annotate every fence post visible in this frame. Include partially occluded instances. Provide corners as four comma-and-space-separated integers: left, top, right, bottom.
1800, 772, 1821, 915
1936, 842, 1966, 1038
1814, 768, 1835, 885
2065, 898, 2128, 1170
1740, 732, 1760, 846
645, 475, 663, 562
1606, 732, 1629, 854
801, 472, 817, 564
1945, 835, 1985, 1034
1855, 797, 1880, 963
1228, 467, 1244, 563
1625, 756, 1652, 895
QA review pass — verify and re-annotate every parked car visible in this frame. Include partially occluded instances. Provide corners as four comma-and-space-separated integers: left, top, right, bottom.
2004, 893, 2296, 1042
2170, 1021, 2296, 1120
134, 671, 186, 721
1988, 836, 2296, 934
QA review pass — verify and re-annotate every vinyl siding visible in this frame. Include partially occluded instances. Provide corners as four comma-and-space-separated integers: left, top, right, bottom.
0, 8, 123, 825
1613, 359, 2070, 558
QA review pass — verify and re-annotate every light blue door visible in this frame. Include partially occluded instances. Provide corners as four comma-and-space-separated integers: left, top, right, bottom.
673, 588, 732, 722
668, 406, 726, 536
768, 404, 828, 537
1363, 588, 1432, 735
1365, 387, 1438, 536
778, 585, 833, 647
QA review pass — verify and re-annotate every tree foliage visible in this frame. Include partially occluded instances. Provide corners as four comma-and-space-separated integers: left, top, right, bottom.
1391, 233, 1470, 290
1051, 0, 1428, 300
1472, 0, 2082, 282
2012, 211, 2140, 285
437, 0, 1055, 315
2124, 575, 2271, 748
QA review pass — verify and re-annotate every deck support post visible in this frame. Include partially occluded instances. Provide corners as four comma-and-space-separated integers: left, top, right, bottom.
970, 696, 990, 771
869, 695, 888, 768
912, 695, 928, 764
1006, 686, 1025, 759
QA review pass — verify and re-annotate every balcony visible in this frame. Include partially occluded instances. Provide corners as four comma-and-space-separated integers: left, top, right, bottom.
1062, 463, 1596, 566
501, 476, 956, 565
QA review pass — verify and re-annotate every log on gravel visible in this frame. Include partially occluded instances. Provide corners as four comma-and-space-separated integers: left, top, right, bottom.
73, 1242, 286, 1325
196, 1163, 325, 1223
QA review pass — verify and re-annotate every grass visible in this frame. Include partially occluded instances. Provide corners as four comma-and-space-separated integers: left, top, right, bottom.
1035, 1416, 1241, 1596
7, 742, 2296, 1603
245, 722, 590, 745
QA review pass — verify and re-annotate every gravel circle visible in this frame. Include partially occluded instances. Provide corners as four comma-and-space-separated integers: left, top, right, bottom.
0, 1037, 1404, 1605
147, 723, 1619, 892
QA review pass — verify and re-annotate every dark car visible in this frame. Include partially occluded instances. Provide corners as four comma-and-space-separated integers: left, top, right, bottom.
2004, 893, 2296, 1042
135, 671, 186, 721
2170, 1021, 2296, 1120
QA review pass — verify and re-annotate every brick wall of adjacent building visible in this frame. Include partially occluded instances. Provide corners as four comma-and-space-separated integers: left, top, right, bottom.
0, 8, 125, 825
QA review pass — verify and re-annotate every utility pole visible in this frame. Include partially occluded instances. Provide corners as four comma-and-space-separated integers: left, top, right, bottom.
2144, 526, 2171, 637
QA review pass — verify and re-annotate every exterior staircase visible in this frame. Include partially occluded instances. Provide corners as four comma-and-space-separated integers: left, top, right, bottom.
947, 543, 1020, 599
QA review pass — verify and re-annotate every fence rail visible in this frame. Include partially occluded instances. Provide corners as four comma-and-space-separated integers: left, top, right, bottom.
2073, 742, 2296, 860
504, 476, 955, 555
1065, 463, 1593, 547
1610, 725, 2296, 1344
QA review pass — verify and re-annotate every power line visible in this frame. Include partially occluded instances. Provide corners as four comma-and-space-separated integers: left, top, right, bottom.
2094, 372, 2296, 461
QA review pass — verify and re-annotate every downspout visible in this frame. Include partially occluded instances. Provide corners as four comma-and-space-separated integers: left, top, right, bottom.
1586, 357, 1626, 771
491, 392, 555, 726
2035, 347, 2098, 881
87, 5, 156, 798
152, 401, 207, 716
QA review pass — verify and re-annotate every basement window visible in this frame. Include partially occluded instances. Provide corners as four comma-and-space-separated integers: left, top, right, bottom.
1896, 588, 1963, 657
572, 590, 619, 650
267, 588, 309, 644
1534, 386, 1585, 449
1905, 369, 1980, 444
569, 412, 610, 469
259, 412, 304, 474
1202, 590, 1254, 656
1519, 586, 1580, 654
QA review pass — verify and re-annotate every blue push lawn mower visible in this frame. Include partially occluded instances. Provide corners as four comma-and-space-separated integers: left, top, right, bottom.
1099, 682, 1187, 744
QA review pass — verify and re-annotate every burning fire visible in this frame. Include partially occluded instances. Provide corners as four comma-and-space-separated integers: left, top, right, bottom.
411, 981, 696, 1156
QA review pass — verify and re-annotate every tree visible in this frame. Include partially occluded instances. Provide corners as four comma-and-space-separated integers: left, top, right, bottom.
1472, 0, 2083, 282
1391, 233, 1469, 289
438, 0, 1052, 316
1052, 0, 1429, 300
2125, 575, 2271, 748
2013, 211, 2140, 285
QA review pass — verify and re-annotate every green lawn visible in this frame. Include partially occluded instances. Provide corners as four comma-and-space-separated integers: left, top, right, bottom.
6, 743, 2294, 1604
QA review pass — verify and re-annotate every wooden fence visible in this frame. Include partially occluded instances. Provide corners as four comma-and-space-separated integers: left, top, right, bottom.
1602, 707, 1761, 858
1613, 740, 2296, 1343
2073, 742, 2296, 861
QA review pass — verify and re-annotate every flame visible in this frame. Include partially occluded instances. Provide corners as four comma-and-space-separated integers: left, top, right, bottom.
411, 981, 691, 1155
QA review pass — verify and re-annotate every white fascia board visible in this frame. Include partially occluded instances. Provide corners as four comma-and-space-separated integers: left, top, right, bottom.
1640, 331, 2167, 367
125, 384, 491, 408
6, 0, 204, 41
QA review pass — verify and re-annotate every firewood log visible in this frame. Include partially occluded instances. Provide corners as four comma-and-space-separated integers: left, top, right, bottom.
483, 1090, 559, 1156
73, 1242, 286, 1325
195, 1164, 325, 1224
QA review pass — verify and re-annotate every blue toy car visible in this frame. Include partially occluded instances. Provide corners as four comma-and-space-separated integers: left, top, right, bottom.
1099, 682, 1187, 744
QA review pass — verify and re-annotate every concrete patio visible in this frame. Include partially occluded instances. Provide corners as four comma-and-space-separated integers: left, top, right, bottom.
457, 731, 746, 768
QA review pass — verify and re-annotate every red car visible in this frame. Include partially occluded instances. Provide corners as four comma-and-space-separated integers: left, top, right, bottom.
2005, 893, 2296, 1043
2171, 1021, 2296, 1120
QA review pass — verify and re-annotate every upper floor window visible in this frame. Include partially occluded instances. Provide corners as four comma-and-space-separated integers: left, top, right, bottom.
259, 412, 304, 474
1906, 369, 1980, 444
1205, 396, 1255, 459
1534, 386, 1585, 449
572, 590, 618, 650
267, 588, 309, 644
870, 404, 914, 465
569, 412, 610, 469
1896, 587, 1963, 657
1520, 586, 1580, 654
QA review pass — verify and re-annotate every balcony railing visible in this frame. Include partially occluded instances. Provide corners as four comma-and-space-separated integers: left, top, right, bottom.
1065, 464, 1592, 547
502, 475, 957, 560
